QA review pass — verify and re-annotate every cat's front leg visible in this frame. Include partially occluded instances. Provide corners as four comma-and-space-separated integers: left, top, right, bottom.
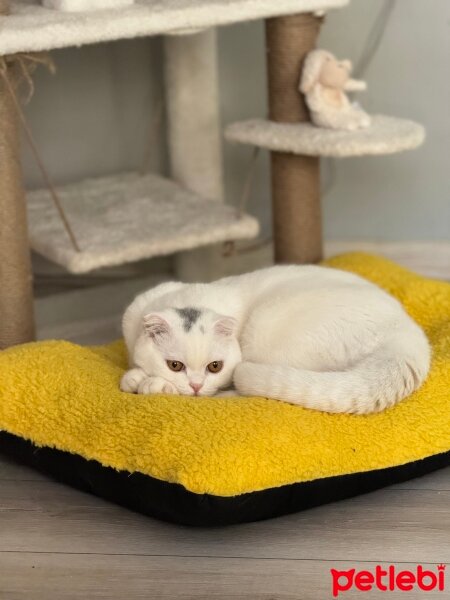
137, 376, 179, 396
121, 368, 179, 395
120, 367, 148, 393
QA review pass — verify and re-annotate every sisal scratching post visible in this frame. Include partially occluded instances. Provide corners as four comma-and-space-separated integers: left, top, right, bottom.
0, 2, 36, 348
163, 29, 225, 282
266, 13, 323, 264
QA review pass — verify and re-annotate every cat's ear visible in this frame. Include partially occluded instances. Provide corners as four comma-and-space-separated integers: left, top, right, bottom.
143, 313, 171, 340
214, 315, 237, 338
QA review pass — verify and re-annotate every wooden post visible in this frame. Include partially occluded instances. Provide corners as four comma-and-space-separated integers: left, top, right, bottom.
0, 2, 36, 348
266, 13, 323, 264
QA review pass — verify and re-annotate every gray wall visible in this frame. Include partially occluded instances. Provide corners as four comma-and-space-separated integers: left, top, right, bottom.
23, 37, 166, 187
24, 0, 449, 250
320, 0, 449, 241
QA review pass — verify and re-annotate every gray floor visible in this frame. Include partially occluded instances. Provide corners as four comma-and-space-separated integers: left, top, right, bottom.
2, 310, 449, 599
1, 455, 449, 599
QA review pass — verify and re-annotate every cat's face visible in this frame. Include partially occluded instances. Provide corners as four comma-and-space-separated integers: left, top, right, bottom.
133, 307, 242, 396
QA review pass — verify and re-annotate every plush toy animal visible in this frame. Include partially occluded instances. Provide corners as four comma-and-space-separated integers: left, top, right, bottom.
299, 49, 371, 131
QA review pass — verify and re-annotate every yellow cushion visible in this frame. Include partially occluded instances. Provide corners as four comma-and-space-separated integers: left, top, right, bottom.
0, 253, 449, 497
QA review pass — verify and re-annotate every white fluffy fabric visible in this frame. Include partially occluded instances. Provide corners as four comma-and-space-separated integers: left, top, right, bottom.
1, 0, 348, 55
225, 115, 425, 158
43, 0, 134, 11
164, 30, 224, 202
27, 172, 259, 274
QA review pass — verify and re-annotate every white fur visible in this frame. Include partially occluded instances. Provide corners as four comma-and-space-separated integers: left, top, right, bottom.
121, 265, 430, 414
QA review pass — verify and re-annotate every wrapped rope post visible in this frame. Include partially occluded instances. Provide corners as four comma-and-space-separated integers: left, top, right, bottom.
0, 1, 36, 348
266, 13, 323, 264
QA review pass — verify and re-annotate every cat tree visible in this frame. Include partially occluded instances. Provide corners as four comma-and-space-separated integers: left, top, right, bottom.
0, 0, 424, 349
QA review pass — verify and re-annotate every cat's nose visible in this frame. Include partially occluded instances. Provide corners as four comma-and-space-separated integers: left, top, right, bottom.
189, 383, 203, 394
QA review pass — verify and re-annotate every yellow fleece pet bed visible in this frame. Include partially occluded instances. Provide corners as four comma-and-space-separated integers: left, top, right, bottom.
0, 253, 449, 525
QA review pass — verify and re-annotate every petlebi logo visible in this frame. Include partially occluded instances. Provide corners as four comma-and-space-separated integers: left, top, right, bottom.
331, 564, 446, 597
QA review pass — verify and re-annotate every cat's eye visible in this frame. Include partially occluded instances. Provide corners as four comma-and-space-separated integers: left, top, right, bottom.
207, 361, 223, 374
167, 360, 184, 372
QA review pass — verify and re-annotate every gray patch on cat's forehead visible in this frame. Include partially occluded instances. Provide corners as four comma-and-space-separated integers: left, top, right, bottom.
175, 307, 202, 332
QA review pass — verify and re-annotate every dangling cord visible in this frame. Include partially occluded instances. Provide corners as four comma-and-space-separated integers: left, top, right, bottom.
140, 95, 164, 175
237, 145, 260, 218
223, 146, 274, 258
0, 55, 81, 252
222, 146, 262, 257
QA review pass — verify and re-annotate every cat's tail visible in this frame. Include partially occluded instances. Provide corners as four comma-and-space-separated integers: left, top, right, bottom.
233, 336, 430, 414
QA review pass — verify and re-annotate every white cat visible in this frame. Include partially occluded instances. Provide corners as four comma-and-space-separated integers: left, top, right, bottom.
120, 265, 430, 414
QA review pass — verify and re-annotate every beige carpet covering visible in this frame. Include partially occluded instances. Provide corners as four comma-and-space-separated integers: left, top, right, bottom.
27, 172, 259, 274
43, 0, 134, 11
225, 116, 425, 158
0, 0, 347, 55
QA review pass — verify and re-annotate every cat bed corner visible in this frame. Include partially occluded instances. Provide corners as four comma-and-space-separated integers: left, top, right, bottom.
0, 253, 449, 525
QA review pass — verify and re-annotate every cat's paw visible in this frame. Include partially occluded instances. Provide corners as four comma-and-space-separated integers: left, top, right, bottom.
137, 376, 179, 396
120, 368, 147, 393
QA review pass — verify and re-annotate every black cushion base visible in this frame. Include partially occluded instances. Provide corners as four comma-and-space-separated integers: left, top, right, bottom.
2, 431, 448, 527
